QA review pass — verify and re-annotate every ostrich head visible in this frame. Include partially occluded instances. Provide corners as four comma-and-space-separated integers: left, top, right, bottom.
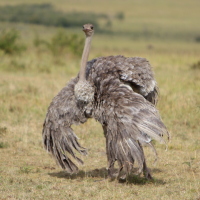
74, 24, 95, 105
82, 23, 94, 37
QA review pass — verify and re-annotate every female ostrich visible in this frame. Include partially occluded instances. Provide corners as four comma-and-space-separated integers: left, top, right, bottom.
43, 24, 169, 180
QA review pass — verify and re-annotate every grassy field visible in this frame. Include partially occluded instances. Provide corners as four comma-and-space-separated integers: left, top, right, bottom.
0, 0, 200, 199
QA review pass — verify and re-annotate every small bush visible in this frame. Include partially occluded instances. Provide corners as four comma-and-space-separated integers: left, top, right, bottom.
34, 30, 84, 57
191, 61, 200, 70
0, 29, 26, 54
195, 36, 200, 43
0, 142, 9, 148
67, 34, 84, 56
19, 166, 33, 174
0, 126, 7, 135
115, 12, 125, 20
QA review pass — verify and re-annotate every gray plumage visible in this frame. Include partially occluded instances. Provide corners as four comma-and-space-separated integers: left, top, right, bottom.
42, 24, 169, 180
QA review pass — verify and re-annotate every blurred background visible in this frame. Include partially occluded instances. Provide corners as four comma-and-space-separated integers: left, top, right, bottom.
0, 0, 200, 57
0, 0, 200, 199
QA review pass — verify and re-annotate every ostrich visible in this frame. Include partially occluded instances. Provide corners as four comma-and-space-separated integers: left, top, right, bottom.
42, 24, 169, 180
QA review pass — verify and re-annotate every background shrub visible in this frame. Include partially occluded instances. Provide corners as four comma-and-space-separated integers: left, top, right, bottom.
0, 29, 26, 54
34, 30, 84, 56
0, 4, 111, 30
115, 12, 125, 20
191, 60, 200, 70
195, 36, 200, 43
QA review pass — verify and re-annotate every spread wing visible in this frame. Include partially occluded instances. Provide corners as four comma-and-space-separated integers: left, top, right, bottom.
93, 73, 169, 177
42, 77, 88, 173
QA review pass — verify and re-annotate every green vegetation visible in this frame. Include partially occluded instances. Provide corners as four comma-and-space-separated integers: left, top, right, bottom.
34, 30, 84, 56
0, 29, 26, 54
195, 36, 200, 43
0, 141, 9, 148
191, 60, 200, 70
0, 3, 110, 30
0, 0, 200, 199
115, 12, 125, 20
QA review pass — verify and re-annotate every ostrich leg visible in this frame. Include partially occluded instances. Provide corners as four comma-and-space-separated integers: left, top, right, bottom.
138, 141, 153, 180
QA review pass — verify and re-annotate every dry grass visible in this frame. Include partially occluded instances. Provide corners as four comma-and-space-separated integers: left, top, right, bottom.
0, 0, 200, 199
1, 52, 200, 200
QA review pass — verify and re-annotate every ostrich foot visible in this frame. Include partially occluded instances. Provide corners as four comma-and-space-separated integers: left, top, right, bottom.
143, 167, 153, 180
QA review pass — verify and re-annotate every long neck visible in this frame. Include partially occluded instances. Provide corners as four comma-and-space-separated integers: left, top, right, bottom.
79, 35, 92, 81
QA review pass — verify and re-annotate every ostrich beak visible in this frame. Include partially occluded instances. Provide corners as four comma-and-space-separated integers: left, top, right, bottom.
83, 28, 90, 33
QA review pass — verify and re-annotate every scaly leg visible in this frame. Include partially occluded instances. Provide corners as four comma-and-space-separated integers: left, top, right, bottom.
138, 141, 153, 180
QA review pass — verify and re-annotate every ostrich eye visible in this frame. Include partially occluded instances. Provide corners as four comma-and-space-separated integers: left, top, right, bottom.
91, 26, 93, 30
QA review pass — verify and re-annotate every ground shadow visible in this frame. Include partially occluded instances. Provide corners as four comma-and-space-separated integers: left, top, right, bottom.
48, 167, 166, 185
125, 174, 165, 185
49, 167, 108, 180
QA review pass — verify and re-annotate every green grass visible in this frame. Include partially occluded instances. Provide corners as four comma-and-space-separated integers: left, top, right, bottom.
0, 0, 200, 199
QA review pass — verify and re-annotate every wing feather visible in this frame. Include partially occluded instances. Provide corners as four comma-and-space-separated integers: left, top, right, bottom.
42, 78, 88, 173
94, 77, 169, 176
